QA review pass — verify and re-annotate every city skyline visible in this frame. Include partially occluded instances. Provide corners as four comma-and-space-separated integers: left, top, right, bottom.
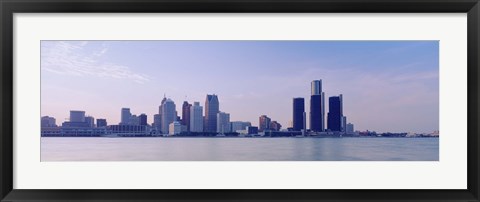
41, 41, 439, 133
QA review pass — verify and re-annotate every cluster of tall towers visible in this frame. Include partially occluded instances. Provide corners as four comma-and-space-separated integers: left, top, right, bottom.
150, 94, 223, 134
292, 80, 346, 133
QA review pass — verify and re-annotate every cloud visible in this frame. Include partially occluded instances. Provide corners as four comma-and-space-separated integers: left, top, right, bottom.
41, 41, 150, 84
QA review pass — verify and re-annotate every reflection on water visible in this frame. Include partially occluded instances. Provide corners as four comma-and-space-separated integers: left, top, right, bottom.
41, 137, 439, 161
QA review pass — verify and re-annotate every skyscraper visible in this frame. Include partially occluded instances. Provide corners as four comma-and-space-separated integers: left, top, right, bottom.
310, 80, 325, 132
153, 114, 161, 132
293, 98, 305, 131
139, 113, 147, 126
204, 94, 219, 132
182, 101, 192, 131
161, 98, 177, 134
217, 112, 230, 133
327, 94, 343, 132
258, 115, 271, 132
120, 108, 131, 125
190, 102, 203, 132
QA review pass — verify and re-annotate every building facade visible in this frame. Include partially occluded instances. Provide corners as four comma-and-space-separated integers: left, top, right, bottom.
70, 110, 85, 122
293, 98, 305, 131
182, 101, 192, 131
258, 115, 271, 132
216, 112, 231, 133
96, 119, 107, 127
204, 94, 219, 132
139, 114, 147, 126
270, 121, 282, 131
120, 108, 131, 125
41, 116, 57, 127
327, 95, 343, 132
310, 80, 325, 132
161, 98, 177, 134
190, 102, 204, 132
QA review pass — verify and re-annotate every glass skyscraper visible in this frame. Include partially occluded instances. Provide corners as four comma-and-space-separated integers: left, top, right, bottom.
327, 94, 343, 132
310, 79, 325, 132
204, 94, 219, 132
293, 97, 305, 131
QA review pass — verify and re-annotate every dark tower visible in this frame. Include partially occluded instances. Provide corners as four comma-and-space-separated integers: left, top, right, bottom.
327, 95, 343, 132
204, 94, 219, 132
293, 98, 305, 131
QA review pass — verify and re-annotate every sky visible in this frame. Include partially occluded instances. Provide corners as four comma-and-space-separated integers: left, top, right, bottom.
41, 41, 439, 133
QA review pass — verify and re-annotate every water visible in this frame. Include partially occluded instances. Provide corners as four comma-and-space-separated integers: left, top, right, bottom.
41, 137, 439, 161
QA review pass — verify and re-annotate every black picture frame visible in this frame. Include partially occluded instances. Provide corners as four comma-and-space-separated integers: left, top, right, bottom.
1, 0, 479, 201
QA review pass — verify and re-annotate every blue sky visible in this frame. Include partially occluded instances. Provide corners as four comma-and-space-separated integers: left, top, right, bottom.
41, 41, 439, 133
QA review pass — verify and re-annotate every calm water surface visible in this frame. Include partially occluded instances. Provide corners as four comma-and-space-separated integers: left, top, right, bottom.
41, 137, 439, 161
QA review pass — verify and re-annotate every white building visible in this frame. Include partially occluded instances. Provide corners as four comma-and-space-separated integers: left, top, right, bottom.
190, 102, 203, 132
217, 112, 230, 133
161, 99, 177, 134
169, 121, 182, 135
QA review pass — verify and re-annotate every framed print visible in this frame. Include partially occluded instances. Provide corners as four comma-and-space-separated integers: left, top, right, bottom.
1, 0, 479, 201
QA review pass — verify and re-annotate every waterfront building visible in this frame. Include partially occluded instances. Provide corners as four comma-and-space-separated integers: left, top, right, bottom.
204, 94, 219, 132
190, 102, 204, 132
230, 121, 251, 132
346, 123, 354, 134
153, 114, 161, 132
107, 125, 147, 136
85, 116, 95, 128
258, 115, 271, 132
270, 121, 282, 131
310, 80, 325, 132
161, 98, 177, 134
139, 114, 148, 126
217, 112, 231, 133
327, 94, 343, 132
247, 126, 258, 135
96, 119, 107, 127
41, 116, 57, 127
169, 121, 182, 135
342, 116, 347, 133
182, 101, 192, 131
120, 108, 131, 125
157, 96, 168, 131
70, 110, 85, 122
292, 98, 305, 131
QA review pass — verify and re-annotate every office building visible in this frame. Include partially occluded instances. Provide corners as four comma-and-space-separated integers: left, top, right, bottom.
270, 121, 282, 131
342, 116, 347, 133
310, 80, 325, 132
120, 108, 131, 125
41, 116, 57, 127
293, 98, 305, 131
85, 116, 95, 128
230, 121, 251, 132
161, 98, 177, 134
190, 102, 204, 132
70, 110, 85, 122
204, 94, 219, 132
327, 94, 343, 132
247, 126, 258, 135
96, 119, 107, 127
182, 101, 192, 131
153, 114, 161, 132
169, 121, 182, 135
346, 123, 354, 134
258, 115, 271, 132
217, 112, 231, 133
139, 114, 147, 126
